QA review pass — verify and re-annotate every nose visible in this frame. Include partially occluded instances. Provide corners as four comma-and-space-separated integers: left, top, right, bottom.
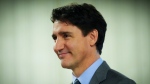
53, 38, 65, 53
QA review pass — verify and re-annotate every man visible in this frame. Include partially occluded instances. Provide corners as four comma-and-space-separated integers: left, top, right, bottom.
51, 3, 136, 84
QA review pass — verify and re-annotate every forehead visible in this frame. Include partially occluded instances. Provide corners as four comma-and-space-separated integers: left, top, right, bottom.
53, 21, 81, 34
53, 21, 69, 31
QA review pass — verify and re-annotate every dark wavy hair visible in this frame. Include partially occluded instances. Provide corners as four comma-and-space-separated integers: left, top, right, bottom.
51, 3, 107, 55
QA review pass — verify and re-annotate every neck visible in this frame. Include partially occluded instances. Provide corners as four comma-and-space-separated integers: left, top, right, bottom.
72, 52, 100, 77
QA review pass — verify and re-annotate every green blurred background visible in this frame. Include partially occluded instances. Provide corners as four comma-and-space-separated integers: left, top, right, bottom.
0, 0, 150, 84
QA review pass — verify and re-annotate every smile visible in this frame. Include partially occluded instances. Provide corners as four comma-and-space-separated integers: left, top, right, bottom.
58, 52, 70, 59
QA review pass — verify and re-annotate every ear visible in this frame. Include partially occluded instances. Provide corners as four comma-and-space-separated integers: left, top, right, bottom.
88, 29, 98, 46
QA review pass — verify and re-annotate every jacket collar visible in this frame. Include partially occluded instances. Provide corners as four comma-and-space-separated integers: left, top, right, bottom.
89, 61, 110, 84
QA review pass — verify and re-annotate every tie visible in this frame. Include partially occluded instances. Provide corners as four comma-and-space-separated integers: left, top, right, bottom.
74, 79, 81, 84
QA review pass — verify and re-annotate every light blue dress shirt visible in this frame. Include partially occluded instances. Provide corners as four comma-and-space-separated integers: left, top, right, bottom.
72, 58, 103, 84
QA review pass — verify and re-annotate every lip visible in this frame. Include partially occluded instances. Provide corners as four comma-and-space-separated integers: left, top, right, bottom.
58, 52, 69, 58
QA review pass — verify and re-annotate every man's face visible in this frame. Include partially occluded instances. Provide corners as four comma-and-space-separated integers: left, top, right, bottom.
52, 21, 91, 69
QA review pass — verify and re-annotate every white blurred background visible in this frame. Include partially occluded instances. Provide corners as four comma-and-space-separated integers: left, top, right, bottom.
0, 0, 149, 84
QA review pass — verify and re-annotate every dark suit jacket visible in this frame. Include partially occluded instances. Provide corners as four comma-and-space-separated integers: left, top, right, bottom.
89, 61, 136, 84
72, 61, 136, 84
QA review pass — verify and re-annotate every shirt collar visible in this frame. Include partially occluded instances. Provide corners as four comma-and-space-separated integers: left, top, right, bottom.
72, 57, 103, 84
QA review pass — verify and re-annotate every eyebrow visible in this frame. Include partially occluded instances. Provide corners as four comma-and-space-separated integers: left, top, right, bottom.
52, 31, 72, 38
59, 31, 72, 35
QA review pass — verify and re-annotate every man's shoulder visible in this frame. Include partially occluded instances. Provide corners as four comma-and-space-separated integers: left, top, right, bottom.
103, 69, 136, 84
92, 61, 136, 84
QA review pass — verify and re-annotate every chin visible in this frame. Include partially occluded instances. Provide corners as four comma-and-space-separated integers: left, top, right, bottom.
61, 62, 72, 69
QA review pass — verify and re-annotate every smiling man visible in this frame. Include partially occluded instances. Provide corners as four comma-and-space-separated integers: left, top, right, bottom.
51, 3, 136, 84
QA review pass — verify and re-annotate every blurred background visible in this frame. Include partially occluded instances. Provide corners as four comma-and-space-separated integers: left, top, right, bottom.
0, 0, 150, 84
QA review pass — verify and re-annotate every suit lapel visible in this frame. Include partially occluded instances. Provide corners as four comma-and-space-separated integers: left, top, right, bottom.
89, 61, 110, 84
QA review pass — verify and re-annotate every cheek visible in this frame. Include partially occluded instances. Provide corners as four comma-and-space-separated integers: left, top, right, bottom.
65, 40, 79, 56
66, 41, 76, 52
68, 39, 88, 54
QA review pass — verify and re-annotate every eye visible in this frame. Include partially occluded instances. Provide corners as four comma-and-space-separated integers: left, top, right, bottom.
52, 35, 57, 41
63, 34, 69, 38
